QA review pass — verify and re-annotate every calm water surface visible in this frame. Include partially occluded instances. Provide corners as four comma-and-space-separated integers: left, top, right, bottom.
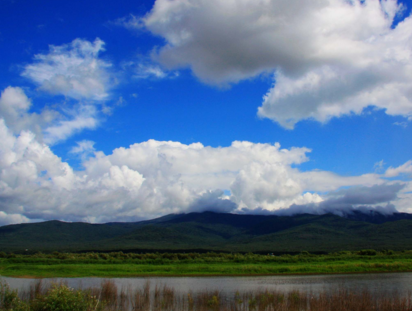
2, 273, 412, 296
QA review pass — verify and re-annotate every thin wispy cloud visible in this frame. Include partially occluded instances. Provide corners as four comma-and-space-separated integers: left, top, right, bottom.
22, 38, 113, 101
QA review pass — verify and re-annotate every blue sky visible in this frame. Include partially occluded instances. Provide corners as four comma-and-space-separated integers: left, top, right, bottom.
0, 0, 412, 224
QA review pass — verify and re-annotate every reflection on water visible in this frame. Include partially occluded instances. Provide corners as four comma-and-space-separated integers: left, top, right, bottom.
2, 273, 412, 296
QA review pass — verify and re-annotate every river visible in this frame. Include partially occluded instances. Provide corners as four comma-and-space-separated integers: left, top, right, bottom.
2, 272, 412, 296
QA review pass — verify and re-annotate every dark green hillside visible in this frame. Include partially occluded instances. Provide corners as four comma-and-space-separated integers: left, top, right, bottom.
0, 220, 141, 251
1, 211, 412, 253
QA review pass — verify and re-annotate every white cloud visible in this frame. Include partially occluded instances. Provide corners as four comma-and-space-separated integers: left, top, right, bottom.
70, 140, 96, 155
0, 212, 30, 226
134, 63, 175, 79
22, 38, 113, 101
230, 162, 324, 210
374, 160, 386, 172
298, 170, 383, 192
258, 52, 412, 128
394, 121, 408, 128
13, 39, 116, 145
0, 86, 100, 145
0, 86, 57, 139
43, 105, 99, 145
385, 160, 412, 177
1, 115, 409, 225
395, 181, 412, 213
111, 14, 145, 30
139, 0, 412, 128
273, 183, 403, 217
122, 59, 179, 80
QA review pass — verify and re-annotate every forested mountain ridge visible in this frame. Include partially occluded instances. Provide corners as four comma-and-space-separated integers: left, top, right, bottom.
1, 211, 411, 253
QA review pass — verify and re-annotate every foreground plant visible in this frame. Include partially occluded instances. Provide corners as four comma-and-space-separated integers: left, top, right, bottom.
2, 279, 412, 310
29, 283, 102, 311
0, 281, 104, 311
0, 281, 28, 311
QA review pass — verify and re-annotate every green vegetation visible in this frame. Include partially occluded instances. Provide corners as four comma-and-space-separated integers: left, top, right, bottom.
1, 250, 412, 277
2, 212, 412, 253
0, 281, 101, 311
1, 278, 412, 311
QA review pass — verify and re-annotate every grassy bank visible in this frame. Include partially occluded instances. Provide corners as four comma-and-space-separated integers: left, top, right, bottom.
1, 279, 412, 311
1, 250, 412, 277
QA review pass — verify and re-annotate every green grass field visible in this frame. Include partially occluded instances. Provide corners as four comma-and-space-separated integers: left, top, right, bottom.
2, 262, 412, 278
1, 250, 412, 277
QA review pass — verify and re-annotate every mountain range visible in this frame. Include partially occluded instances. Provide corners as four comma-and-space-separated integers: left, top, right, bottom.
1, 211, 412, 253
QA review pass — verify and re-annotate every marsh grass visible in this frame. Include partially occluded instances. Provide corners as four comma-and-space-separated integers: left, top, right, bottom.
2, 279, 412, 310
3, 251, 412, 278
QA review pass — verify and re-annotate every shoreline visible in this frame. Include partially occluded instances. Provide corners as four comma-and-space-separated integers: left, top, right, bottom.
3, 269, 412, 279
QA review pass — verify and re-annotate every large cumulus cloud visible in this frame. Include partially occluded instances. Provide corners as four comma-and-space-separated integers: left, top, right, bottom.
0, 88, 410, 225
137, 0, 412, 128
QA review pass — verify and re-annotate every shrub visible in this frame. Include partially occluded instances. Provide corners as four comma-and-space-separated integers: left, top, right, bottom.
383, 249, 394, 255
56, 253, 68, 260
299, 251, 311, 257
0, 281, 28, 311
6, 253, 16, 259
30, 283, 101, 311
33, 252, 44, 258
86, 253, 99, 260
358, 249, 377, 256
207, 295, 219, 309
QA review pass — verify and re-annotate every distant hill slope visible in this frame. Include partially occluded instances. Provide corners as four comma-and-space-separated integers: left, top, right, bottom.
1, 211, 412, 253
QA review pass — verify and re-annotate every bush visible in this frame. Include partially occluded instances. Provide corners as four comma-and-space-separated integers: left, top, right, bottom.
383, 249, 394, 255
0, 281, 28, 311
33, 252, 45, 258
87, 253, 99, 260
30, 283, 101, 311
358, 249, 377, 256
99, 253, 110, 260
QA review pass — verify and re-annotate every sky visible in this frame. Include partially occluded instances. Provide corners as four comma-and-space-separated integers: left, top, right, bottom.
0, 0, 412, 225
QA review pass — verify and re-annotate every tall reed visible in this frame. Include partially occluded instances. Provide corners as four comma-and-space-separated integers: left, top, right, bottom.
2, 279, 412, 310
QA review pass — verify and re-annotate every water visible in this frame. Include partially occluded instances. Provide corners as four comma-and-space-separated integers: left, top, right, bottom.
2, 272, 412, 296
